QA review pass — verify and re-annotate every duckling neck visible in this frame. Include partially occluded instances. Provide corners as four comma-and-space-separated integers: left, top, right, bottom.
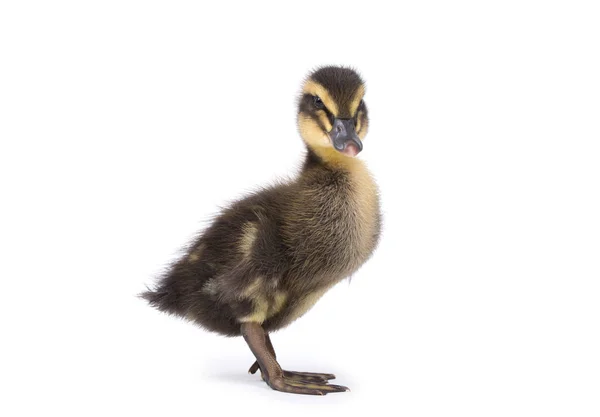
303, 146, 365, 173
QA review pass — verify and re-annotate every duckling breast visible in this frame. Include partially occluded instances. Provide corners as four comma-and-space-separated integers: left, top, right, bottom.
282, 160, 381, 286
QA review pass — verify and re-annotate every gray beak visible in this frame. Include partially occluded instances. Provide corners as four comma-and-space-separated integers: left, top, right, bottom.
329, 118, 363, 155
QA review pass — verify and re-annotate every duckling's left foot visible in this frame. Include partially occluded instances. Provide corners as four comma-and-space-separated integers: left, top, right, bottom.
242, 323, 349, 395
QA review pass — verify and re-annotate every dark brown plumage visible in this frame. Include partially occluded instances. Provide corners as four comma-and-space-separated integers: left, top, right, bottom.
142, 66, 381, 395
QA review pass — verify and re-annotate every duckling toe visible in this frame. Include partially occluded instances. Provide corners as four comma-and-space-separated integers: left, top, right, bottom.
272, 378, 349, 395
248, 361, 335, 382
248, 360, 260, 374
283, 370, 336, 382
267, 377, 325, 395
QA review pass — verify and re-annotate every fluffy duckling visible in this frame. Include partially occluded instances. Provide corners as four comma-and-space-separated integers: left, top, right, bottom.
142, 66, 381, 395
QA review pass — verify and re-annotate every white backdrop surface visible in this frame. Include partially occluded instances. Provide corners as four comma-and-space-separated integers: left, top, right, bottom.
1, 1, 599, 416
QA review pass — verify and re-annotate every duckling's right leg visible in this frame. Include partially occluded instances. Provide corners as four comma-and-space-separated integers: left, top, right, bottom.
241, 322, 349, 395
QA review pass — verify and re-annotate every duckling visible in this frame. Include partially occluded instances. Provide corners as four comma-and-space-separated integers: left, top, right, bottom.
142, 66, 381, 395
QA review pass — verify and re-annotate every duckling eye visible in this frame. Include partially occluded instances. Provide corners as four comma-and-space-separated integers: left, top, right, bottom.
313, 96, 324, 109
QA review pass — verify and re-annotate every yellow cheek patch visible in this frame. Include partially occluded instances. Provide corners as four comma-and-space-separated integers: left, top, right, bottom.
303, 80, 339, 117
316, 110, 332, 132
356, 110, 368, 139
298, 116, 330, 148
357, 117, 368, 140
349, 85, 365, 117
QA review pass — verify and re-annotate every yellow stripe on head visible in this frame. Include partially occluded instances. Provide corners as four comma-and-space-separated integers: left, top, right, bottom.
303, 80, 339, 117
348, 84, 365, 117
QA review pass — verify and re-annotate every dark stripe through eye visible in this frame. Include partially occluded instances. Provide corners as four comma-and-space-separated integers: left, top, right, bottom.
313, 96, 324, 109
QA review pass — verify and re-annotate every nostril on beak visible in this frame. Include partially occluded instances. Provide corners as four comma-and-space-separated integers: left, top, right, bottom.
336, 125, 343, 133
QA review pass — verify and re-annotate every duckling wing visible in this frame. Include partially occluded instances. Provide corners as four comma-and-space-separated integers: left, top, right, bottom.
143, 186, 289, 336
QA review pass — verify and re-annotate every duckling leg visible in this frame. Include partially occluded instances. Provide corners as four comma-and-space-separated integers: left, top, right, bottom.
241, 322, 349, 395
248, 334, 336, 383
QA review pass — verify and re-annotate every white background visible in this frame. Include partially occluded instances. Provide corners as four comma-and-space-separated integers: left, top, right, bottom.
1, 1, 599, 416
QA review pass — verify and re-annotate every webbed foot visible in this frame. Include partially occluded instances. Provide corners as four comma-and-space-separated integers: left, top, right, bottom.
265, 375, 348, 395
241, 323, 349, 395
249, 361, 336, 382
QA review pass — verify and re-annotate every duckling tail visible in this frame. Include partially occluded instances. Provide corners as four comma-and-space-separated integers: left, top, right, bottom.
138, 286, 175, 312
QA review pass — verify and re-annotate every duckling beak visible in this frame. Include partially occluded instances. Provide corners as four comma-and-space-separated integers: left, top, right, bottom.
330, 119, 363, 157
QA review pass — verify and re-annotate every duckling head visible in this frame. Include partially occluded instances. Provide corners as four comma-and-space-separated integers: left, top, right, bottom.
298, 66, 368, 160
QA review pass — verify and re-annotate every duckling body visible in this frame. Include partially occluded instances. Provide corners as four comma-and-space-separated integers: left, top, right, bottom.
143, 66, 380, 395
146, 151, 379, 336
